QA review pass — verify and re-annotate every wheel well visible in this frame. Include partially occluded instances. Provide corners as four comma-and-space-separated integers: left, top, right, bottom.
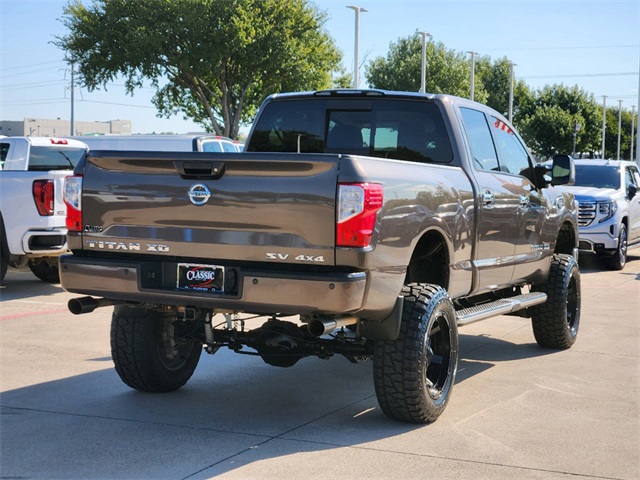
554, 221, 576, 255
405, 230, 449, 288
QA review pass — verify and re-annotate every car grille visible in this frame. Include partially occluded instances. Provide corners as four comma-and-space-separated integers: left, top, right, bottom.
578, 201, 596, 227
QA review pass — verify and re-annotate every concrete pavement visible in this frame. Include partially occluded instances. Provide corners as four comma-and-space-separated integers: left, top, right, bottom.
1, 254, 638, 479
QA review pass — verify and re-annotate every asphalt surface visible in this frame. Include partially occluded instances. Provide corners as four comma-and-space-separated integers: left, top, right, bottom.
1, 254, 638, 480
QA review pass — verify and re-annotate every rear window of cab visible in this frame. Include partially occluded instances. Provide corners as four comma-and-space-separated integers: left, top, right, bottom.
248, 98, 453, 164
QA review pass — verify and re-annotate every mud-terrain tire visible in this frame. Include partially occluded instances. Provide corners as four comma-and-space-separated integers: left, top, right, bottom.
373, 284, 458, 423
27, 257, 60, 283
0, 223, 7, 283
531, 253, 581, 349
111, 305, 202, 392
602, 223, 627, 271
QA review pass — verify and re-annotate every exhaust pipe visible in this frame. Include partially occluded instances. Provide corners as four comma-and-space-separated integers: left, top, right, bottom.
307, 315, 359, 337
68, 296, 122, 315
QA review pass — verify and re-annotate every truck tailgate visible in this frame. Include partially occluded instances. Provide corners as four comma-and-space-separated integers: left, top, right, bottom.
79, 151, 339, 266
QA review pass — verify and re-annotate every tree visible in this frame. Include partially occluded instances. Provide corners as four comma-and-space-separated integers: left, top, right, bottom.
517, 84, 600, 159
475, 56, 533, 119
55, 0, 342, 138
366, 35, 480, 100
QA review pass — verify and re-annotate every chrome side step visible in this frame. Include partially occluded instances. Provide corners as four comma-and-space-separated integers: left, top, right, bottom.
455, 292, 547, 327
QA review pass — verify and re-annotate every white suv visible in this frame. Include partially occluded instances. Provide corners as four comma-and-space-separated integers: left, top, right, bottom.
560, 159, 640, 270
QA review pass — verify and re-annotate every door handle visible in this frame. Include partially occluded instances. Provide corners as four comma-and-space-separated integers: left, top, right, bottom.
481, 189, 495, 207
519, 194, 530, 208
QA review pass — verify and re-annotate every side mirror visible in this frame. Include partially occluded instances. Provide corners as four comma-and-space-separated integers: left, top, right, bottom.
629, 184, 637, 200
550, 154, 575, 186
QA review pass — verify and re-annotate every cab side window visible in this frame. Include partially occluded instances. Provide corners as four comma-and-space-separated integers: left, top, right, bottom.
459, 108, 499, 171
490, 116, 532, 179
0, 142, 9, 169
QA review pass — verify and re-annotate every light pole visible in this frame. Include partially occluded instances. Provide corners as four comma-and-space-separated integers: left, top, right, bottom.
572, 123, 581, 156
70, 62, 75, 137
467, 51, 478, 101
617, 99, 623, 160
602, 95, 607, 159
417, 31, 432, 93
508, 62, 516, 123
631, 106, 636, 161
346, 5, 367, 89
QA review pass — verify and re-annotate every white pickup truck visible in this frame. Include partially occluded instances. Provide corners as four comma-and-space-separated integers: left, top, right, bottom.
0, 136, 87, 282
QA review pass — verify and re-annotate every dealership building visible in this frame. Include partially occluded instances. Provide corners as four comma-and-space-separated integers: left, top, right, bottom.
0, 117, 131, 137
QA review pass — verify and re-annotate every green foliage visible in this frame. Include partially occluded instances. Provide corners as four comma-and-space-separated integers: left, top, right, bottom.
366, 36, 473, 98
517, 84, 600, 159
56, 0, 341, 137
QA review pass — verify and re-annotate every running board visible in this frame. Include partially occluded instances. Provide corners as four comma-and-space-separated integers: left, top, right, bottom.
455, 292, 547, 327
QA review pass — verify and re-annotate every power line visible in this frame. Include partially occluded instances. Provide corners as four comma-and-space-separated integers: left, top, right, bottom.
479, 44, 639, 52
1, 80, 67, 90
522, 72, 639, 79
78, 99, 156, 109
0, 60, 65, 72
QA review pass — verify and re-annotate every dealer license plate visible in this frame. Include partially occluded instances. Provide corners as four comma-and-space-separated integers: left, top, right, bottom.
176, 263, 224, 293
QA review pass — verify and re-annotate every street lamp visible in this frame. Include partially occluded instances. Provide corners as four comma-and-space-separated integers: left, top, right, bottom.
417, 31, 432, 93
508, 62, 516, 123
617, 99, 623, 160
631, 106, 636, 161
346, 5, 367, 89
601, 95, 607, 159
467, 51, 478, 101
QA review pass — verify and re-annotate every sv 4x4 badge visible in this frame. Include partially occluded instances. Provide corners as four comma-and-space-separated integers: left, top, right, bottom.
266, 252, 325, 263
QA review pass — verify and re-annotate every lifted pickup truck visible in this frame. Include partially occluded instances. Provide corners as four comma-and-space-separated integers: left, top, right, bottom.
60, 90, 580, 423
0, 136, 87, 282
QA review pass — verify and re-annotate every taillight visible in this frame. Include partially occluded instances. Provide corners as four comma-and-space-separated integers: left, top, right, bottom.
32, 180, 55, 216
64, 175, 83, 232
337, 183, 383, 248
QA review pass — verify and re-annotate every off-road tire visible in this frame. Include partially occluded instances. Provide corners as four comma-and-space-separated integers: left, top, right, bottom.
27, 258, 60, 283
0, 218, 8, 284
531, 253, 581, 349
373, 284, 458, 423
602, 223, 627, 271
111, 305, 202, 392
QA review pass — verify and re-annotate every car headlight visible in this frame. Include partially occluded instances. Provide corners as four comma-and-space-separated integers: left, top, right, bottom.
598, 201, 617, 223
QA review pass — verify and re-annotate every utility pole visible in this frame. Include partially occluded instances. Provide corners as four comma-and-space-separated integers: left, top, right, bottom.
602, 95, 607, 159
467, 51, 477, 101
617, 99, 623, 160
346, 6, 367, 89
417, 31, 432, 93
631, 106, 636, 161
70, 62, 75, 136
508, 62, 516, 123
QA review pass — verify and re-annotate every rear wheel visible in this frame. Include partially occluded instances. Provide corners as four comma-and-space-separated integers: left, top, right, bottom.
373, 284, 458, 423
602, 223, 627, 271
28, 257, 60, 283
531, 254, 581, 349
111, 305, 202, 392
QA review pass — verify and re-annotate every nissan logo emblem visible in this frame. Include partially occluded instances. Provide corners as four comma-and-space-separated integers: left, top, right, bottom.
187, 184, 211, 206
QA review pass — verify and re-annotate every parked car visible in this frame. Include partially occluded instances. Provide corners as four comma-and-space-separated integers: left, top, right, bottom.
557, 159, 640, 270
67, 134, 240, 153
0, 136, 88, 282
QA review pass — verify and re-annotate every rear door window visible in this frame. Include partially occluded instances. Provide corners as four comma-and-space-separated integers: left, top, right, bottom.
459, 108, 499, 171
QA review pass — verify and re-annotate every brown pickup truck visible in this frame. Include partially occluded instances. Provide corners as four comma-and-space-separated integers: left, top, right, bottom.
60, 90, 580, 423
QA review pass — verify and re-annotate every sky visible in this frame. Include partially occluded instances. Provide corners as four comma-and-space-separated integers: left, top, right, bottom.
1, 0, 639, 135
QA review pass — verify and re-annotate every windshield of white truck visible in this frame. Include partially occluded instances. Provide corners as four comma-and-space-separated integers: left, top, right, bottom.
573, 165, 621, 189
248, 98, 453, 164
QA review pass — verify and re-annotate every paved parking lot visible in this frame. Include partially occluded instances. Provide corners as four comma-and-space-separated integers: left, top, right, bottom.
1, 254, 638, 479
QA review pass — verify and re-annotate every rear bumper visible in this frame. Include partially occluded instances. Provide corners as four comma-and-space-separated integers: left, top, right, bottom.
59, 255, 367, 315
20, 229, 68, 256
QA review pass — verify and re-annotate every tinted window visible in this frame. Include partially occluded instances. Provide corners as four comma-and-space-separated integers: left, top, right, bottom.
201, 141, 222, 152
459, 108, 498, 171
248, 98, 453, 163
574, 165, 620, 189
27, 146, 85, 171
491, 116, 532, 177
221, 141, 237, 153
0, 142, 9, 169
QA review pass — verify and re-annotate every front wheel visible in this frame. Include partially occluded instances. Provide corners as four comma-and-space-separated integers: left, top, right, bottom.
602, 223, 627, 271
373, 284, 459, 423
111, 305, 202, 392
531, 254, 581, 349
28, 257, 60, 283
